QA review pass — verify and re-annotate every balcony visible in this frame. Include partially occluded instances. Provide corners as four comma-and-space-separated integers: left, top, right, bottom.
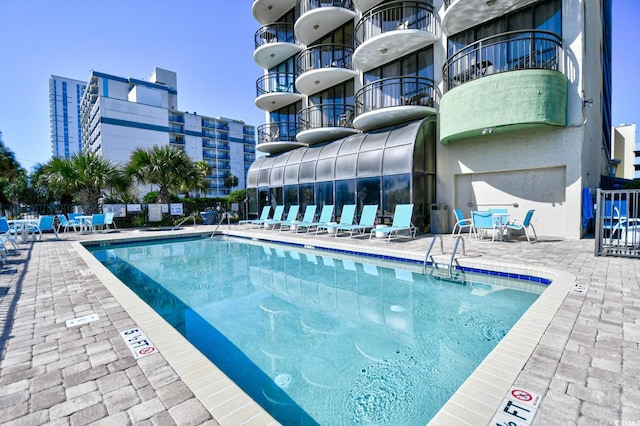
255, 72, 304, 112
353, 76, 436, 131
252, 0, 297, 25
297, 103, 359, 144
295, 0, 356, 45
443, 30, 563, 92
442, 0, 536, 36
296, 43, 357, 94
353, 0, 384, 12
353, 1, 438, 72
257, 122, 306, 154
254, 23, 303, 69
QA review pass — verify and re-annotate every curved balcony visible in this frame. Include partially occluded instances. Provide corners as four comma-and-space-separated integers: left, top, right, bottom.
353, 1, 438, 72
443, 30, 563, 92
297, 103, 359, 144
442, 0, 536, 36
252, 0, 297, 26
255, 72, 304, 112
353, 76, 436, 131
254, 23, 303, 69
257, 122, 306, 154
353, 0, 384, 12
295, 0, 356, 45
296, 43, 357, 95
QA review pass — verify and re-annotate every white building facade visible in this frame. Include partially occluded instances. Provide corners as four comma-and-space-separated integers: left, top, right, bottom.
611, 123, 638, 180
79, 67, 256, 196
248, 0, 612, 239
49, 75, 86, 159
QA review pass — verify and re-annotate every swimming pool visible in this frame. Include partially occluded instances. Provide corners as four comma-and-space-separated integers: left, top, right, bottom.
88, 236, 546, 425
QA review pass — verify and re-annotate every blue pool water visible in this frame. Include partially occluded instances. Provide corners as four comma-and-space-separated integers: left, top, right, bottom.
89, 236, 545, 425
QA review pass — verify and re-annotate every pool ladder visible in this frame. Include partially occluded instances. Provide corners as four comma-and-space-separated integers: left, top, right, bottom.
210, 210, 230, 239
424, 235, 466, 279
171, 213, 197, 231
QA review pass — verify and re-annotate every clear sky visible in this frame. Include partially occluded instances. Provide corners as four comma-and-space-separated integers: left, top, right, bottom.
0, 0, 637, 171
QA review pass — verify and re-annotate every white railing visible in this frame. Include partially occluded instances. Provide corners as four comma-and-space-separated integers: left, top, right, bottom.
595, 189, 640, 257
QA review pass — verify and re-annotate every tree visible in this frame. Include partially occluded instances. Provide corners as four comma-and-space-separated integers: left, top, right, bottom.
0, 133, 25, 208
45, 152, 126, 214
126, 145, 197, 204
222, 171, 239, 191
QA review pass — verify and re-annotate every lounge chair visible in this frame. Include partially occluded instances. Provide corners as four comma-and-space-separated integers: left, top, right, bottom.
295, 205, 333, 233
266, 205, 299, 230
0, 217, 19, 250
316, 204, 356, 235
27, 215, 59, 241
239, 206, 270, 228
261, 205, 285, 229
333, 204, 378, 238
451, 209, 472, 236
281, 205, 316, 232
505, 209, 537, 243
56, 214, 79, 234
470, 211, 497, 241
369, 204, 415, 242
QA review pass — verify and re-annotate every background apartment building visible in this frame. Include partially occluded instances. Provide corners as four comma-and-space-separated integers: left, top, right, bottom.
72, 67, 256, 197
248, 0, 612, 239
49, 75, 86, 159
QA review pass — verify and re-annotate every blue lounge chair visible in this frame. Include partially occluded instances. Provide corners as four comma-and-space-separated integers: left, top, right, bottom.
262, 205, 285, 229
451, 209, 472, 236
27, 215, 59, 240
333, 204, 378, 238
281, 205, 316, 231
239, 206, 270, 228
470, 211, 496, 241
295, 205, 333, 233
266, 205, 299, 230
369, 204, 415, 242
505, 209, 537, 243
316, 204, 355, 235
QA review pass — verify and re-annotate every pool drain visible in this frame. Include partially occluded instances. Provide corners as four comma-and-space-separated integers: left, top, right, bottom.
275, 373, 293, 388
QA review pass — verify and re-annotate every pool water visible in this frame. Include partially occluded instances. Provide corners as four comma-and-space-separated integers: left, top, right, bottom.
89, 237, 545, 425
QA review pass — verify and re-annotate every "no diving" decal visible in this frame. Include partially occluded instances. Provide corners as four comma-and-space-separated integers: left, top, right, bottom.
490, 386, 542, 425
121, 328, 158, 359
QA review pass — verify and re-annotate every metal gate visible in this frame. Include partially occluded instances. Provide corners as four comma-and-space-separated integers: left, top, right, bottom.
595, 189, 640, 257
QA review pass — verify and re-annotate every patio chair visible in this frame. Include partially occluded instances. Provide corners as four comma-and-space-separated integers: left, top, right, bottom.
239, 206, 270, 228
370, 204, 415, 242
316, 204, 355, 235
266, 205, 299, 230
89, 213, 106, 233
505, 209, 537, 243
261, 205, 286, 229
27, 215, 59, 241
470, 211, 497, 241
281, 205, 316, 232
333, 204, 378, 238
451, 209, 472, 236
0, 217, 19, 250
56, 214, 79, 234
295, 205, 334, 233
104, 212, 118, 230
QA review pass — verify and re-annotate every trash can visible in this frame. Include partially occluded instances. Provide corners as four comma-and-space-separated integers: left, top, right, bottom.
200, 211, 215, 225
430, 204, 449, 234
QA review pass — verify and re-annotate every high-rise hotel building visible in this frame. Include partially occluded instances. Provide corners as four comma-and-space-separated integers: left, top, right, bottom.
79, 67, 256, 196
248, 0, 612, 239
49, 75, 86, 159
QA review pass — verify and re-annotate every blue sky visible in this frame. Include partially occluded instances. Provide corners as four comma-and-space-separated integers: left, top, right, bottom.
0, 0, 637, 171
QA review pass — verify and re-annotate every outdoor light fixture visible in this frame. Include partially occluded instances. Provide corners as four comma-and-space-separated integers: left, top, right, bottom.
486, 0, 496, 6
313, 24, 319, 30
380, 48, 388, 54
482, 127, 493, 135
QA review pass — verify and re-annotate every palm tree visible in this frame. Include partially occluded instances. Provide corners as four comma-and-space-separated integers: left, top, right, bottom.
45, 152, 126, 214
222, 171, 239, 191
126, 145, 196, 204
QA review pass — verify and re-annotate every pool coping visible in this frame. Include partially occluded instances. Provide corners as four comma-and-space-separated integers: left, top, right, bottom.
72, 230, 574, 425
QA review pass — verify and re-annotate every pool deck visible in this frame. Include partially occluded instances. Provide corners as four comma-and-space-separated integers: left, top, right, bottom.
0, 225, 638, 425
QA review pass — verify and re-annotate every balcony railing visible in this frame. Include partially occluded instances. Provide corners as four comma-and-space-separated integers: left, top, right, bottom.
355, 75, 435, 115
354, 1, 436, 47
297, 43, 354, 74
255, 22, 296, 48
256, 72, 298, 96
443, 30, 563, 92
169, 114, 184, 123
297, 0, 354, 16
257, 122, 300, 145
298, 103, 355, 131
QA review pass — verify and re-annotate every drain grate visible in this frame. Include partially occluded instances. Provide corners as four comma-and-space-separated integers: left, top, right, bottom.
570, 282, 589, 294
79, 269, 94, 276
